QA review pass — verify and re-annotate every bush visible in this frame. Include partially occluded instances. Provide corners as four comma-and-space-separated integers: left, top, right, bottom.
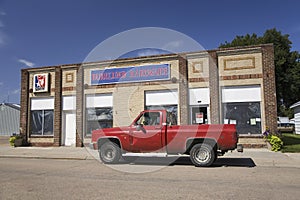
9, 136, 17, 146
267, 135, 283, 152
262, 127, 283, 152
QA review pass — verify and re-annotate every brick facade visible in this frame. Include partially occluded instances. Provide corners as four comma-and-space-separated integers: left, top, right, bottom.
178, 55, 189, 125
20, 44, 277, 147
53, 67, 62, 146
208, 51, 220, 124
20, 69, 29, 139
261, 45, 277, 133
76, 66, 84, 147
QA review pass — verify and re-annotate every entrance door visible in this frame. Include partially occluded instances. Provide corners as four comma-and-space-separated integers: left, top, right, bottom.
64, 113, 76, 146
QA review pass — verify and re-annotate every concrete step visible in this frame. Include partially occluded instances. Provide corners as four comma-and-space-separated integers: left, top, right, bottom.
238, 137, 267, 148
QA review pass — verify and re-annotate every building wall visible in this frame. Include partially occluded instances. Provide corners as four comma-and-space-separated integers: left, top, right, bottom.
292, 105, 300, 134
0, 104, 20, 136
20, 44, 277, 147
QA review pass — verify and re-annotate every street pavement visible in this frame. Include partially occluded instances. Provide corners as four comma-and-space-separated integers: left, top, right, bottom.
1, 136, 300, 168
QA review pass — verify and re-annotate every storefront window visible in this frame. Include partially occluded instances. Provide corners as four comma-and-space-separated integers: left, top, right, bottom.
86, 107, 113, 136
145, 105, 177, 125
223, 102, 261, 134
30, 110, 54, 135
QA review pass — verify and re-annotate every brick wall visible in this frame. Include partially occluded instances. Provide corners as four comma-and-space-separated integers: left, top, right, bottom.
20, 44, 277, 147
178, 55, 189, 125
20, 69, 29, 140
76, 66, 84, 147
53, 67, 62, 146
208, 51, 220, 124
261, 44, 277, 133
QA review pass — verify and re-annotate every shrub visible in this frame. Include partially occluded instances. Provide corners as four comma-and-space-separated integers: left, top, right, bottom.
9, 136, 16, 146
262, 127, 283, 152
267, 135, 283, 152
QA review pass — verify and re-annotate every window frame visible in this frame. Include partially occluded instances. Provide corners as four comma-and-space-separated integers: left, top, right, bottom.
30, 109, 54, 136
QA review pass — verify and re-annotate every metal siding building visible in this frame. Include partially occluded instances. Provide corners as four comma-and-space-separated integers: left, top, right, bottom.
0, 103, 20, 136
291, 101, 300, 134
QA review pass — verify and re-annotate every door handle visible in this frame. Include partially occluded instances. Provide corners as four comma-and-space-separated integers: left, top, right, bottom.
155, 126, 162, 130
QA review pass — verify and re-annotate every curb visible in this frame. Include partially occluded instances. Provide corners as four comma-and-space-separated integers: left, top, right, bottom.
0, 155, 95, 160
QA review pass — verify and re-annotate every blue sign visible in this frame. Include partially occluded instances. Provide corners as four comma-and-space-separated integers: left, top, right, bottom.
91, 64, 170, 85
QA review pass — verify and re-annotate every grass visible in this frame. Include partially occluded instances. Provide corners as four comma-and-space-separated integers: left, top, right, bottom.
281, 133, 300, 153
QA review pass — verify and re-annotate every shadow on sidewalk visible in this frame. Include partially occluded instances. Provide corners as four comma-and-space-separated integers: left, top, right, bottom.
120, 156, 256, 168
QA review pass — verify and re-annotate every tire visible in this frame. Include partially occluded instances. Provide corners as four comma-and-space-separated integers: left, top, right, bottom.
190, 143, 216, 167
99, 141, 121, 164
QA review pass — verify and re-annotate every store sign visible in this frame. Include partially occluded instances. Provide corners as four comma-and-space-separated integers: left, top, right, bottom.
91, 64, 170, 85
195, 112, 204, 124
33, 73, 49, 93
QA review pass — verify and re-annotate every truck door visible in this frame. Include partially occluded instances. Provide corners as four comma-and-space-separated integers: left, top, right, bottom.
129, 111, 163, 152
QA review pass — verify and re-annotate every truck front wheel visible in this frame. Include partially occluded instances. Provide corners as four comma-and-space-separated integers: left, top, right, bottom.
99, 142, 121, 164
190, 143, 216, 167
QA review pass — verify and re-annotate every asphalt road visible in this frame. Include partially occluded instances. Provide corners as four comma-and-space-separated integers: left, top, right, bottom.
0, 157, 299, 200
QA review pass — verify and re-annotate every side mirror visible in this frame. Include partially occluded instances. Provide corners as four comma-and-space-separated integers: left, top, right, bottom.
136, 124, 143, 131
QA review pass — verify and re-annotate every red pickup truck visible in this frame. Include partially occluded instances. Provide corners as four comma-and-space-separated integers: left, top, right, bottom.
91, 110, 243, 167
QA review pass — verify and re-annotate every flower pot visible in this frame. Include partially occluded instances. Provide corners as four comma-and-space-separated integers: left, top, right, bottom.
14, 138, 23, 147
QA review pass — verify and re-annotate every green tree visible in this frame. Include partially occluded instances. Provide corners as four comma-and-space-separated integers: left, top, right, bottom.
220, 28, 300, 117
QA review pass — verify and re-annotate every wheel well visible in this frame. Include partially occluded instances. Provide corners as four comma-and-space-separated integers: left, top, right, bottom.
185, 138, 217, 154
97, 138, 121, 150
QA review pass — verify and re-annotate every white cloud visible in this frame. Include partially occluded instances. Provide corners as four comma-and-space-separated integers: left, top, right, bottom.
137, 49, 167, 57
0, 10, 6, 46
11, 89, 20, 95
0, 31, 6, 45
163, 40, 183, 51
18, 59, 35, 67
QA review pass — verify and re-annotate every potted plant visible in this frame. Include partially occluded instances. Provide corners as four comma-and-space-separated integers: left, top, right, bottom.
9, 134, 25, 147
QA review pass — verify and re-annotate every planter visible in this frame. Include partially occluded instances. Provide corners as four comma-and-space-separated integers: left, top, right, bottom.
266, 141, 272, 150
14, 138, 23, 147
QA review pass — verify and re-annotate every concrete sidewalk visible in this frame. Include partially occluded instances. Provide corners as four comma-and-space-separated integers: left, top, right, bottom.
0, 145, 98, 160
1, 142, 300, 168
223, 148, 300, 168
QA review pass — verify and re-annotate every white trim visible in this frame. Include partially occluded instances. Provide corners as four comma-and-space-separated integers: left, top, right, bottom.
222, 86, 261, 103
62, 96, 76, 110
189, 88, 210, 105
145, 90, 178, 106
86, 94, 113, 108
31, 98, 54, 110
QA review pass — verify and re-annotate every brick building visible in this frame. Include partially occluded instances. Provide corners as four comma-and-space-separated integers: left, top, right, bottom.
20, 44, 277, 147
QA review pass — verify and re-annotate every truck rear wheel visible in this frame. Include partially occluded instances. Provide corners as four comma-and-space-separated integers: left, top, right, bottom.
99, 141, 121, 164
190, 143, 216, 167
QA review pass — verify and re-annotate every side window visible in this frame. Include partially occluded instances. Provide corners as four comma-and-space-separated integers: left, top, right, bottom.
167, 112, 177, 125
136, 112, 161, 126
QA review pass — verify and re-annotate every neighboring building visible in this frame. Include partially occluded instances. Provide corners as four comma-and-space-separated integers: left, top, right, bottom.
290, 101, 300, 134
20, 44, 277, 147
0, 103, 20, 136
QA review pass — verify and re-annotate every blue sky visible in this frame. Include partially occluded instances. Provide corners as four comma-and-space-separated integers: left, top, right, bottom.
0, 0, 299, 103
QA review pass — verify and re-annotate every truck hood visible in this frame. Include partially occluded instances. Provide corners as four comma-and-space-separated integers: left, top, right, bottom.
91, 126, 130, 142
